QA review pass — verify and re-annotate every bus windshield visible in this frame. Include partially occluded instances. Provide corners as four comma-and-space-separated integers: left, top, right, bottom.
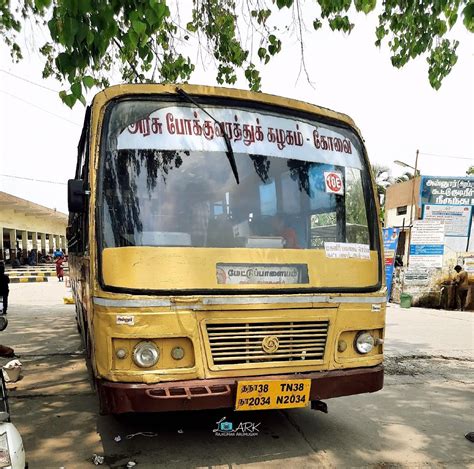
100, 100, 374, 252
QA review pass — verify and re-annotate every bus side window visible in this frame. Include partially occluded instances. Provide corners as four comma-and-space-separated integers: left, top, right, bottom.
68, 107, 91, 255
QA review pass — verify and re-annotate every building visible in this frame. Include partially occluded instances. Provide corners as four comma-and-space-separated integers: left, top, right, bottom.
385, 175, 474, 259
385, 175, 473, 309
0, 191, 67, 263
385, 177, 421, 230
384, 176, 421, 263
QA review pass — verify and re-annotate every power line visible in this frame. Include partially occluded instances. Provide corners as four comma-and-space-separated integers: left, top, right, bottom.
0, 69, 59, 93
0, 174, 67, 186
0, 89, 81, 126
419, 152, 474, 161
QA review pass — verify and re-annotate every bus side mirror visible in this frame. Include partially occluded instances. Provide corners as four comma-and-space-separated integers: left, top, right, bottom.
68, 179, 86, 213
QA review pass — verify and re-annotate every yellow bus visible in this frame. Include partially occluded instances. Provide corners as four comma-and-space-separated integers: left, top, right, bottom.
67, 84, 385, 414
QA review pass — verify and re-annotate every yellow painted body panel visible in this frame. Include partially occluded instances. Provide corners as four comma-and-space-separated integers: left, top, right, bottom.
102, 247, 379, 290
92, 303, 385, 383
68, 84, 385, 391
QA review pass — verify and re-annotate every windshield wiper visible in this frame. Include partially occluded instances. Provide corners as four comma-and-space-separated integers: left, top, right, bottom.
175, 87, 240, 184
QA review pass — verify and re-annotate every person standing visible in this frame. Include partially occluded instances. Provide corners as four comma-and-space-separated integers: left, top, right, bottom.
453, 265, 469, 311
55, 256, 64, 282
0, 264, 15, 357
0, 263, 9, 314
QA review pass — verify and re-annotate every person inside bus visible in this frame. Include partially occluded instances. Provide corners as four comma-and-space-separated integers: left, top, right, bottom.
271, 215, 300, 249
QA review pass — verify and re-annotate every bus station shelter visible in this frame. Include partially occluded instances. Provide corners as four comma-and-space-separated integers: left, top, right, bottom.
0, 191, 67, 263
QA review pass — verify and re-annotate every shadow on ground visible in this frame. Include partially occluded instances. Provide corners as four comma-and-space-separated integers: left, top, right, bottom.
2, 284, 473, 468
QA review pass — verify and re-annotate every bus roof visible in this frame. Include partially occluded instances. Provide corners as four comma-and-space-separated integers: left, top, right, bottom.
93, 83, 360, 135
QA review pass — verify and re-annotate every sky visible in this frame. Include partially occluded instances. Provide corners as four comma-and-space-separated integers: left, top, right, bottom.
0, 6, 473, 214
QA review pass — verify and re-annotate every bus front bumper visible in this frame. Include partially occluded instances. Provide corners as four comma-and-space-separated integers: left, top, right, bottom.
97, 364, 383, 414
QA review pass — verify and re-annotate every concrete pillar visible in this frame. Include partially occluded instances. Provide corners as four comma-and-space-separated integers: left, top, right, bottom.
55, 235, 61, 251
48, 234, 54, 254
40, 233, 46, 255
8, 229, 16, 262
0, 227, 4, 261
60, 236, 67, 250
31, 232, 38, 251
21, 230, 28, 260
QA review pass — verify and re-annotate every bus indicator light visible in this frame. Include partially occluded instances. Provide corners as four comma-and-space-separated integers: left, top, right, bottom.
171, 346, 185, 360
116, 348, 127, 359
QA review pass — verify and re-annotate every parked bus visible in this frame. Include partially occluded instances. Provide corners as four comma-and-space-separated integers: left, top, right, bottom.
67, 84, 385, 414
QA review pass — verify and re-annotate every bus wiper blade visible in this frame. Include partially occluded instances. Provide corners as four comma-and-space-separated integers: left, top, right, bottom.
175, 87, 240, 184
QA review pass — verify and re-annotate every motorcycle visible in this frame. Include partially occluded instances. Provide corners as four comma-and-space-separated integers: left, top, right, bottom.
0, 308, 26, 468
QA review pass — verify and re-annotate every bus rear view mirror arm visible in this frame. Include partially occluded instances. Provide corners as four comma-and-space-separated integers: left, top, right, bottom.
68, 179, 89, 212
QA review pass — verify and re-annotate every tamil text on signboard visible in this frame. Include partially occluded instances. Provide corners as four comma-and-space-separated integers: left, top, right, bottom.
409, 220, 445, 268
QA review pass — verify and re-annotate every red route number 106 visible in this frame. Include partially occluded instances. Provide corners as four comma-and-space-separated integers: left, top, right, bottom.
324, 171, 344, 195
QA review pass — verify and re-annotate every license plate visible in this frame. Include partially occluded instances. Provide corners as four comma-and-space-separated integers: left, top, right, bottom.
235, 379, 311, 411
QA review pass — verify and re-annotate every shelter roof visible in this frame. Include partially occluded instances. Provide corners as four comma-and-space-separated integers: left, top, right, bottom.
0, 191, 67, 222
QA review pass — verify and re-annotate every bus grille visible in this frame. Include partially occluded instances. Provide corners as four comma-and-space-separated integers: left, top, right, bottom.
206, 320, 329, 366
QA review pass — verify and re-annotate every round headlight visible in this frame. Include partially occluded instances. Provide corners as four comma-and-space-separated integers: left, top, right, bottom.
133, 341, 160, 368
355, 332, 375, 354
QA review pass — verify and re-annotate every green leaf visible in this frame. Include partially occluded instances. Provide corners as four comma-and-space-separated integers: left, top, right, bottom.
375, 25, 386, 42
276, 0, 293, 8
71, 81, 82, 98
56, 52, 72, 74
354, 0, 376, 14
63, 16, 80, 47
86, 30, 94, 46
131, 19, 146, 35
125, 30, 139, 49
154, 2, 169, 22
463, 3, 474, 32
34, 0, 52, 9
59, 91, 77, 108
82, 76, 95, 89
186, 21, 197, 33
48, 18, 58, 40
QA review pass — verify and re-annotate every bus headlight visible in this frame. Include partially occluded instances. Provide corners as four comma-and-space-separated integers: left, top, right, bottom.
133, 341, 160, 368
355, 332, 375, 354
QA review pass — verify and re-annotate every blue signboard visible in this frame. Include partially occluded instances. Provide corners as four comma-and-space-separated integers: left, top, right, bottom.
409, 244, 444, 255
383, 228, 400, 300
419, 176, 474, 207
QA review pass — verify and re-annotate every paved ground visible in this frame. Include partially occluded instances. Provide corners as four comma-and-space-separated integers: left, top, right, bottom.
1, 282, 473, 468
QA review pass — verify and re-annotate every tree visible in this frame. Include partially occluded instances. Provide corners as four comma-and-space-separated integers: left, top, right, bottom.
467, 166, 474, 176
371, 163, 393, 205
1, 1, 473, 107
370, 164, 393, 224
395, 171, 415, 183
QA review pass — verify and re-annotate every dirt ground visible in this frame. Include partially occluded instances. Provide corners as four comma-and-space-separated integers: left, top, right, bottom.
2, 282, 473, 468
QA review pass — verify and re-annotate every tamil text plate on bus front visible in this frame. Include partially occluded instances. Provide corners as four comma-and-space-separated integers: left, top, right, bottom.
235, 379, 311, 411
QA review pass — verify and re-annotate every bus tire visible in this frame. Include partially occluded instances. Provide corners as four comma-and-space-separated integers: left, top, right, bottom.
75, 302, 82, 334
85, 325, 92, 360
